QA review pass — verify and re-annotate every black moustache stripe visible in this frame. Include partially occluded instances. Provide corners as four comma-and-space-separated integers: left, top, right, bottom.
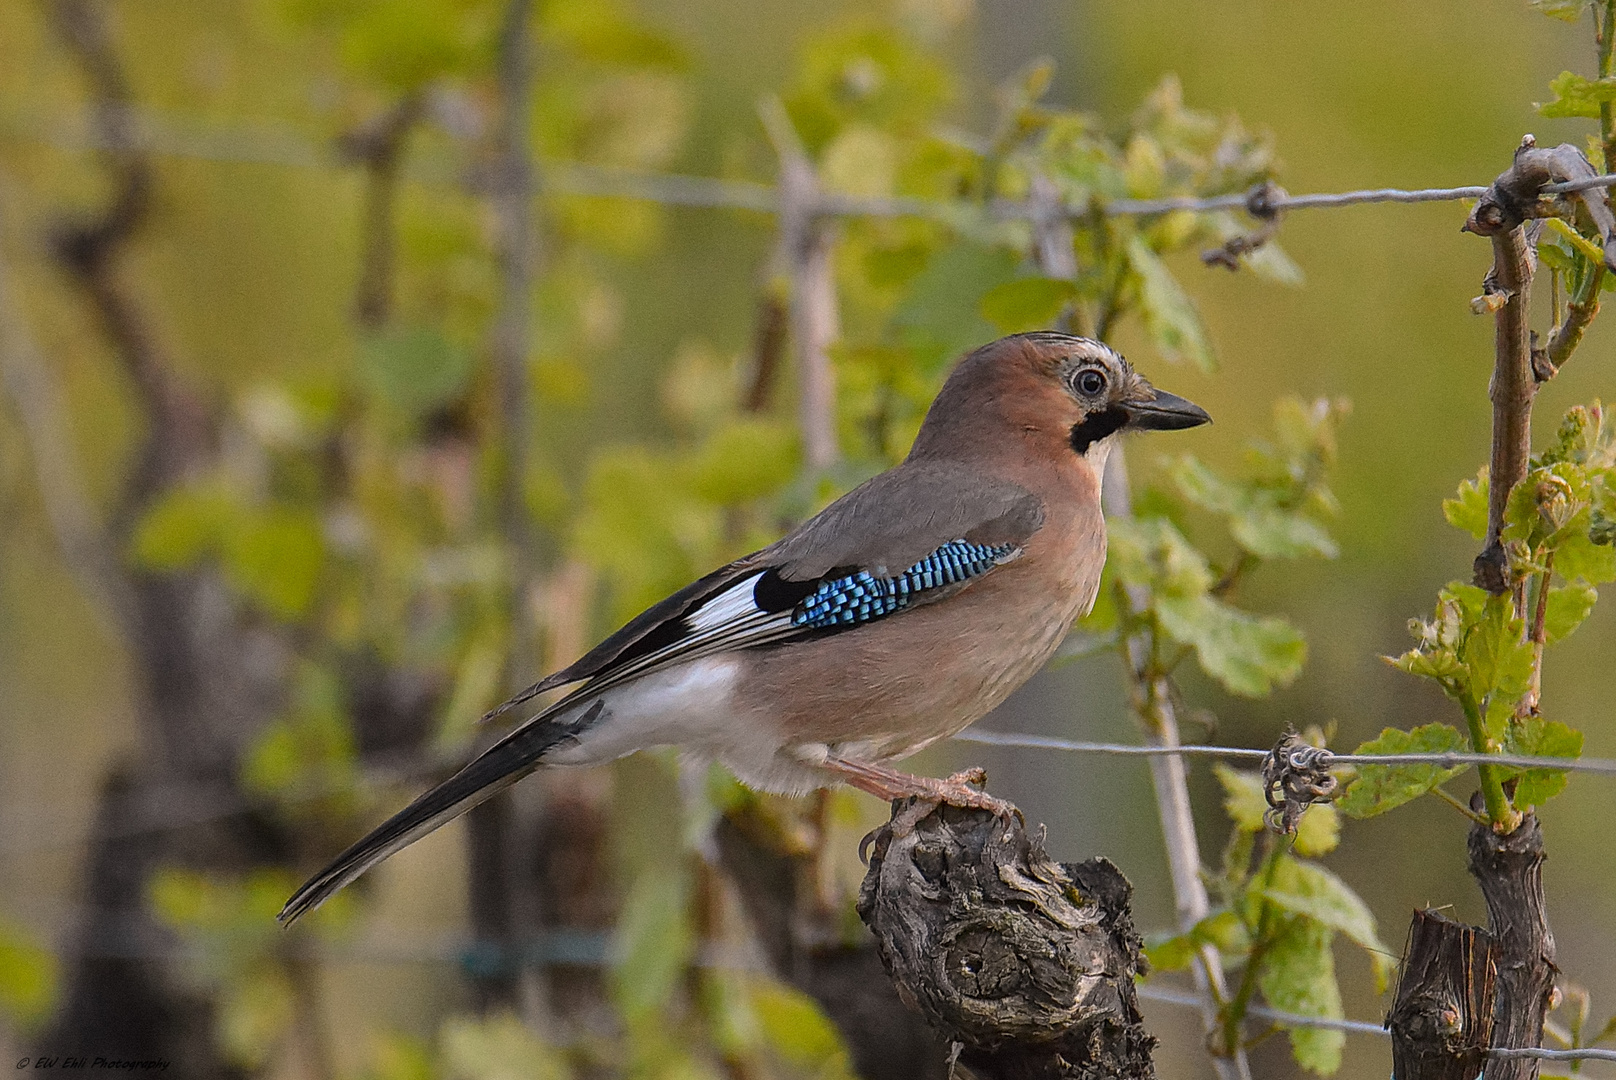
1069, 407, 1129, 454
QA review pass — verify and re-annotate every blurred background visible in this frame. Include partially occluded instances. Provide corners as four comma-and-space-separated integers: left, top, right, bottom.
0, 1, 1612, 1078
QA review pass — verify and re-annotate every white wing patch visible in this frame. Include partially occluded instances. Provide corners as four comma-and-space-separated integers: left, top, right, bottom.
687, 572, 769, 632
552, 574, 796, 706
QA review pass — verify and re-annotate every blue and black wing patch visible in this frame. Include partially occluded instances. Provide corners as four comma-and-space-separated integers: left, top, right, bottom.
785, 539, 1016, 629
489, 538, 1019, 724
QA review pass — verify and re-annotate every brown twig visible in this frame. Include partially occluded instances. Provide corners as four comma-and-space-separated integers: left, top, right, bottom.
338, 93, 425, 330
467, 0, 542, 1019
1462, 137, 1543, 606
759, 97, 839, 471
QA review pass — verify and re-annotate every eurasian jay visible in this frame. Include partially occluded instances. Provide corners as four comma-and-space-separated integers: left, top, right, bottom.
279, 331, 1208, 924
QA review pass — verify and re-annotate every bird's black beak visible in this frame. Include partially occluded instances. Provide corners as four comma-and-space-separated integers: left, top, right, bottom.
1125, 388, 1211, 431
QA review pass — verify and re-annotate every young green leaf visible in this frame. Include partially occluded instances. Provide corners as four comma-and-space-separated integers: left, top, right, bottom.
1214, 763, 1269, 833
1157, 594, 1306, 697
610, 866, 695, 1024
1555, 527, 1616, 583
1443, 470, 1490, 541
1503, 717, 1584, 807
1538, 71, 1616, 119
0, 920, 57, 1030
1543, 581, 1598, 643
441, 1013, 569, 1080
1460, 595, 1534, 706
1336, 723, 1467, 818
1262, 860, 1389, 964
1258, 918, 1346, 1075
1292, 803, 1340, 858
749, 978, 858, 1079
1230, 509, 1339, 560
1531, 0, 1592, 22
1127, 234, 1215, 371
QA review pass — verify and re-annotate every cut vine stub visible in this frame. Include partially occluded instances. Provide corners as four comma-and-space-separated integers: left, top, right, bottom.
857, 799, 1156, 1080
1388, 908, 1497, 1080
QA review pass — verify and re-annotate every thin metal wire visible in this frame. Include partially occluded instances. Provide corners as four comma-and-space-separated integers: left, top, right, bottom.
1138, 985, 1616, 1065
23, 917, 1614, 1065
1135, 983, 1389, 1037
952, 729, 1616, 776
11, 108, 1616, 221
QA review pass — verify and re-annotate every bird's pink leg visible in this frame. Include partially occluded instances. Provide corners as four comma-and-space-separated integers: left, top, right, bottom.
820, 756, 1018, 820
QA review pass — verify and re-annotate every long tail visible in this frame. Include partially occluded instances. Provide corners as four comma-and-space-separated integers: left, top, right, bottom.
278, 699, 604, 926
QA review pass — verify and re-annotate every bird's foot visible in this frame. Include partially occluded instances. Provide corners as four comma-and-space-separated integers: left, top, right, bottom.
911, 767, 1020, 822
828, 757, 1022, 859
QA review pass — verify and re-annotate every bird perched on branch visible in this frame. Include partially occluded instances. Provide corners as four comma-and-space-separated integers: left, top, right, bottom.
279, 332, 1209, 924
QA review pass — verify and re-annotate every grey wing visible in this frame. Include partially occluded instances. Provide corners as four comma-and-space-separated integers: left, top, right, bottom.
489, 461, 1046, 719
767, 459, 1045, 579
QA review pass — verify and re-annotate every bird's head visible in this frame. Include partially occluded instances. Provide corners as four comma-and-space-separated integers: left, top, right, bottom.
909, 332, 1211, 467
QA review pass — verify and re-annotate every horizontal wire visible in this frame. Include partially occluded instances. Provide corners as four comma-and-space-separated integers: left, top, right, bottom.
1134, 983, 1388, 1037
36, 922, 1615, 1065
9, 108, 1616, 221
1138, 985, 1616, 1064
4, 726, 1609, 860
953, 729, 1616, 776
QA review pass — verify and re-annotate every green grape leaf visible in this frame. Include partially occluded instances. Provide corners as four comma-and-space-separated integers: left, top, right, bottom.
1262, 860, 1389, 963
1543, 581, 1598, 643
1230, 509, 1339, 560
687, 418, 800, 504
610, 866, 694, 1025
1461, 595, 1534, 705
1503, 717, 1584, 807
1169, 456, 1246, 514
441, 1013, 569, 1080
358, 326, 475, 416
1242, 240, 1306, 287
1157, 594, 1306, 697
131, 484, 235, 570
1443, 470, 1490, 541
1538, 71, 1616, 119
978, 277, 1078, 334
1387, 646, 1466, 684
1292, 803, 1340, 858
1128, 234, 1215, 371
1146, 910, 1250, 971
1531, 0, 1592, 21
1556, 528, 1616, 583
1258, 918, 1345, 1074
1336, 723, 1467, 819
1214, 763, 1268, 833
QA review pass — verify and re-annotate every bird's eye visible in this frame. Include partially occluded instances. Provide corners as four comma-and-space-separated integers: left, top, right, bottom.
1076, 369, 1107, 396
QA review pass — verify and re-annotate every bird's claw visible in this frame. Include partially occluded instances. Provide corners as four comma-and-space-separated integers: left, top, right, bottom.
877, 768, 1023, 844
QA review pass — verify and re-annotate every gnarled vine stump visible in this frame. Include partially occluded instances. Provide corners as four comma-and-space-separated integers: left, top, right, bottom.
857, 801, 1155, 1080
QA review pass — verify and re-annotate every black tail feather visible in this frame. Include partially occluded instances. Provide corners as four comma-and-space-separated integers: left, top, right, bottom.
278, 700, 604, 926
